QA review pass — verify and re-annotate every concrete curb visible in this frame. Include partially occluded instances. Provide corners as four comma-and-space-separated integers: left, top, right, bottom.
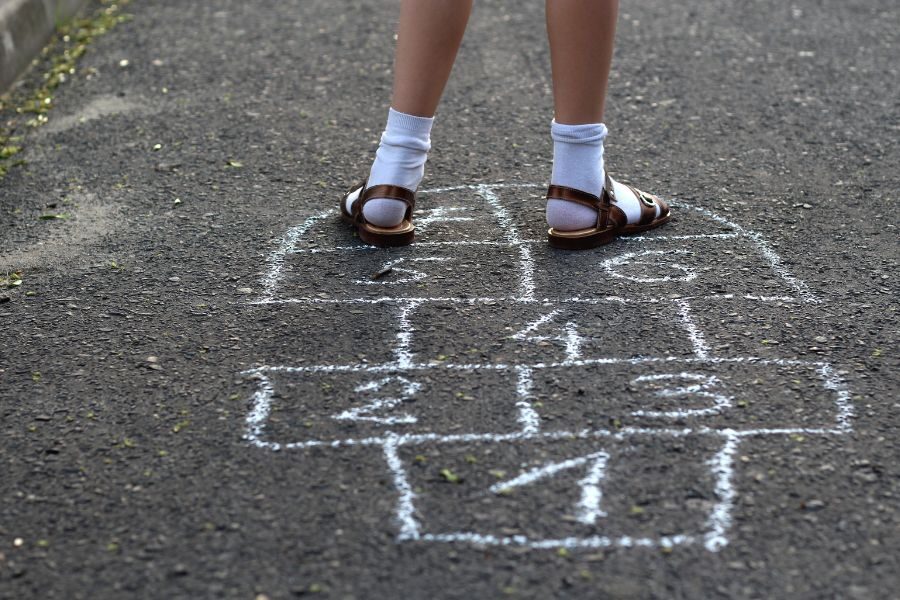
0, 0, 89, 92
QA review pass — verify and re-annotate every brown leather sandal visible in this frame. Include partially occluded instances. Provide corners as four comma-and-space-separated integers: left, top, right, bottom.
546, 174, 672, 249
546, 174, 627, 250
339, 180, 416, 247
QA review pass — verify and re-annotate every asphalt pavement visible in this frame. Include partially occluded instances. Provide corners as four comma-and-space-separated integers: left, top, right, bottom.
1, 0, 898, 598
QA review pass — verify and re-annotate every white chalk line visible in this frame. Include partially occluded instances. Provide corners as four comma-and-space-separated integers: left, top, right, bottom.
576, 453, 610, 524
674, 299, 712, 359
291, 233, 740, 254
249, 293, 804, 306
384, 435, 421, 541
818, 362, 854, 432
514, 366, 540, 435
252, 354, 830, 376
258, 210, 334, 303
563, 321, 584, 362
394, 300, 422, 370
677, 202, 820, 304
703, 433, 740, 551
258, 424, 846, 452
476, 184, 536, 302
243, 372, 280, 451
418, 531, 693, 550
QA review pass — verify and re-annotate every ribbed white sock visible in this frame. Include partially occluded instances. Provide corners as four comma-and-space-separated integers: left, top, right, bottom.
546, 120, 607, 231
546, 120, 658, 231
346, 108, 433, 228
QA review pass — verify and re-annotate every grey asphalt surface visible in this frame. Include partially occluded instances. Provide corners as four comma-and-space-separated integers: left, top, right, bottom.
1, 0, 899, 598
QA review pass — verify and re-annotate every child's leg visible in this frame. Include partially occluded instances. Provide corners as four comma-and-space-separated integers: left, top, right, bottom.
354, 0, 473, 228
545, 0, 662, 232
547, 0, 617, 125
391, 0, 473, 117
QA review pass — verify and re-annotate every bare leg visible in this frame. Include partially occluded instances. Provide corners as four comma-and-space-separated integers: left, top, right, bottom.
391, 0, 474, 117
546, 0, 618, 124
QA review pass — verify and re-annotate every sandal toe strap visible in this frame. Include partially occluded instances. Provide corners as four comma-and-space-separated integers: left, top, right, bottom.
625, 183, 667, 226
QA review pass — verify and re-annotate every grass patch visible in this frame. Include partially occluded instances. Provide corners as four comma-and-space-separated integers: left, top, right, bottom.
0, 0, 132, 180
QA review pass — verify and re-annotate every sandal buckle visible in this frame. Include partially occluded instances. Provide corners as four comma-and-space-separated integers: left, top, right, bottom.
637, 190, 656, 207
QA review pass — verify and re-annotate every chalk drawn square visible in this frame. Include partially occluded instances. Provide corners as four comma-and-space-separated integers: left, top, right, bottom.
531, 236, 804, 301
410, 300, 695, 364
247, 368, 523, 448
398, 436, 726, 547
689, 297, 825, 358
244, 303, 399, 365
530, 359, 847, 433
274, 243, 524, 302
407, 187, 508, 244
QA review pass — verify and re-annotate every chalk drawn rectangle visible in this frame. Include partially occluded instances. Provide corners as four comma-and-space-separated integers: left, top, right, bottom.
299, 187, 511, 251
689, 297, 824, 357
400, 435, 724, 546
531, 236, 803, 301
408, 187, 508, 244
410, 300, 695, 364
249, 368, 523, 448
530, 359, 844, 432
244, 303, 400, 365
274, 244, 524, 302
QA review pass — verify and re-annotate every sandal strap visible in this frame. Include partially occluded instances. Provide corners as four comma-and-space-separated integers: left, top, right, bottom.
625, 184, 658, 226
546, 183, 625, 232
350, 181, 417, 223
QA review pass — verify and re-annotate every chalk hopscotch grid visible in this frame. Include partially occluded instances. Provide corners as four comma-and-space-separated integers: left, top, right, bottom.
244, 182, 849, 552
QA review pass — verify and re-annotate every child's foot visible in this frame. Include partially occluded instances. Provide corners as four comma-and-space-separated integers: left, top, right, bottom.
340, 180, 416, 247
344, 108, 433, 229
547, 176, 670, 233
544, 120, 670, 234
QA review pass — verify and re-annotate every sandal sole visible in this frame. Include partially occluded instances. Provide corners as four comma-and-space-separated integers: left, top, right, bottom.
547, 226, 618, 250
621, 212, 672, 235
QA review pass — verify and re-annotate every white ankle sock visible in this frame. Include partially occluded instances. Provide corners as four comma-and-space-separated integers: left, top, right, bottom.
546, 120, 608, 231
347, 108, 433, 228
546, 120, 659, 231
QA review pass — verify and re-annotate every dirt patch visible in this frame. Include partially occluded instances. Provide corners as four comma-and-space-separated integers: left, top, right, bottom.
40, 94, 146, 135
0, 190, 122, 271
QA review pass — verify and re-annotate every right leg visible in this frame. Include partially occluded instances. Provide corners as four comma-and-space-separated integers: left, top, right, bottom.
351, 0, 473, 230
543, 0, 670, 245
545, 0, 618, 232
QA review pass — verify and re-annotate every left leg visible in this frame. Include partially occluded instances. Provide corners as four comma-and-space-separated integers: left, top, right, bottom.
347, 0, 473, 239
